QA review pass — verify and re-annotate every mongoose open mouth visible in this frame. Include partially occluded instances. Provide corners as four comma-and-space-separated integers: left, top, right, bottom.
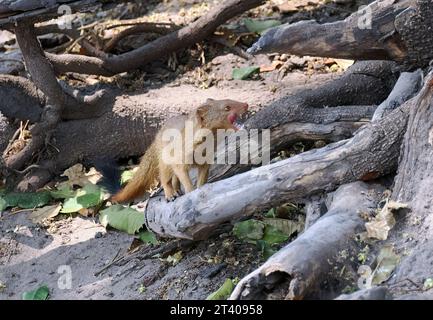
228, 113, 247, 131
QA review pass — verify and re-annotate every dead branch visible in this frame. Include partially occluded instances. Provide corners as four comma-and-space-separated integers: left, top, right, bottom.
247, 0, 433, 69
45, 0, 265, 76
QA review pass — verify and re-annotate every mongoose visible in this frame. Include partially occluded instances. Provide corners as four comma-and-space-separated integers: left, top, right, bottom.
111, 98, 248, 202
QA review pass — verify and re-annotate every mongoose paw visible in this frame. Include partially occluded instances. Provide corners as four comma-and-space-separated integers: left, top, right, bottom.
165, 195, 177, 202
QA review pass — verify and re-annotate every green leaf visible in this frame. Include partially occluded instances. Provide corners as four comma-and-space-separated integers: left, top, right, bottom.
256, 240, 276, 260
0, 197, 7, 211
2, 192, 52, 210
138, 230, 158, 245
263, 218, 303, 238
206, 278, 238, 300
22, 285, 49, 300
61, 184, 103, 213
233, 219, 264, 243
49, 185, 76, 199
262, 225, 289, 245
121, 170, 135, 185
232, 66, 260, 80
99, 205, 144, 234
244, 18, 281, 34
264, 208, 276, 218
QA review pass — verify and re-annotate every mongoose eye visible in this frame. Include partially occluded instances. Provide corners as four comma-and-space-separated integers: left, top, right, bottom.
224, 106, 231, 111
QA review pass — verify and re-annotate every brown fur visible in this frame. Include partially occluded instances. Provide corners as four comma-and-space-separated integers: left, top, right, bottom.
111, 98, 248, 203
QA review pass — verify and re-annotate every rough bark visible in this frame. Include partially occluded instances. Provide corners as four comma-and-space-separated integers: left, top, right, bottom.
145, 101, 410, 240
14, 21, 109, 120
372, 69, 422, 121
0, 113, 16, 153
385, 70, 433, 296
248, 0, 433, 69
0, 75, 45, 123
0, 0, 117, 25
229, 182, 384, 300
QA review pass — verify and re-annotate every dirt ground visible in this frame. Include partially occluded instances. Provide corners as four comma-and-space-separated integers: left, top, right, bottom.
0, 0, 363, 300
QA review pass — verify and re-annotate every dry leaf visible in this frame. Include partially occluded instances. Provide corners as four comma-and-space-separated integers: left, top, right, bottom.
29, 204, 62, 224
334, 59, 354, 71
60, 164, 102, 187
260, 60, 283, 73
365, 200, 407, 240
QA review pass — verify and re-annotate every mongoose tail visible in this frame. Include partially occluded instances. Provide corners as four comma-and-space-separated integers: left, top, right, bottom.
111, 143, 159, 203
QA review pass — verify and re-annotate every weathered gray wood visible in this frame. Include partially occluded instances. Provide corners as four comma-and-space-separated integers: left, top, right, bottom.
372, 69, 422, 121
248, 0, 433, 69
229, 182, 384, 300
0, 0, 114, 25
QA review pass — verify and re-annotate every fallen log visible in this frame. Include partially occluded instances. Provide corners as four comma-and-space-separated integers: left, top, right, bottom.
247, 0, 433, 69
229, 182, 384, 300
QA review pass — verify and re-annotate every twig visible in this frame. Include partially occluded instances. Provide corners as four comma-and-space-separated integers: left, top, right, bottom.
94, 249, 125, 277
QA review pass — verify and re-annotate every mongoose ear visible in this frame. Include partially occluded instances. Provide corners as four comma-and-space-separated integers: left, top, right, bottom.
206, 98, 215, 104
196, 104, 209, 126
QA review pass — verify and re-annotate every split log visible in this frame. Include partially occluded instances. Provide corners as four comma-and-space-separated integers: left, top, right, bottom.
247, 0, 433, 69
144, 100, 410, 240
229, 182, 384, 300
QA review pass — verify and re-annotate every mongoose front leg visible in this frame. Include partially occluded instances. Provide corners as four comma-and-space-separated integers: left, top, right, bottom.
197, 164, 210, 187
172, 165, 194, 193
159, 163, 176, 201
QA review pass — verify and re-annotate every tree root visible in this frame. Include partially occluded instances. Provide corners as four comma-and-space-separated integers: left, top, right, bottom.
44, 0, 265, 76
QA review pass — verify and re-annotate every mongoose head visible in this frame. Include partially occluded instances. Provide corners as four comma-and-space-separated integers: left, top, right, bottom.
195, 98, 249, 131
